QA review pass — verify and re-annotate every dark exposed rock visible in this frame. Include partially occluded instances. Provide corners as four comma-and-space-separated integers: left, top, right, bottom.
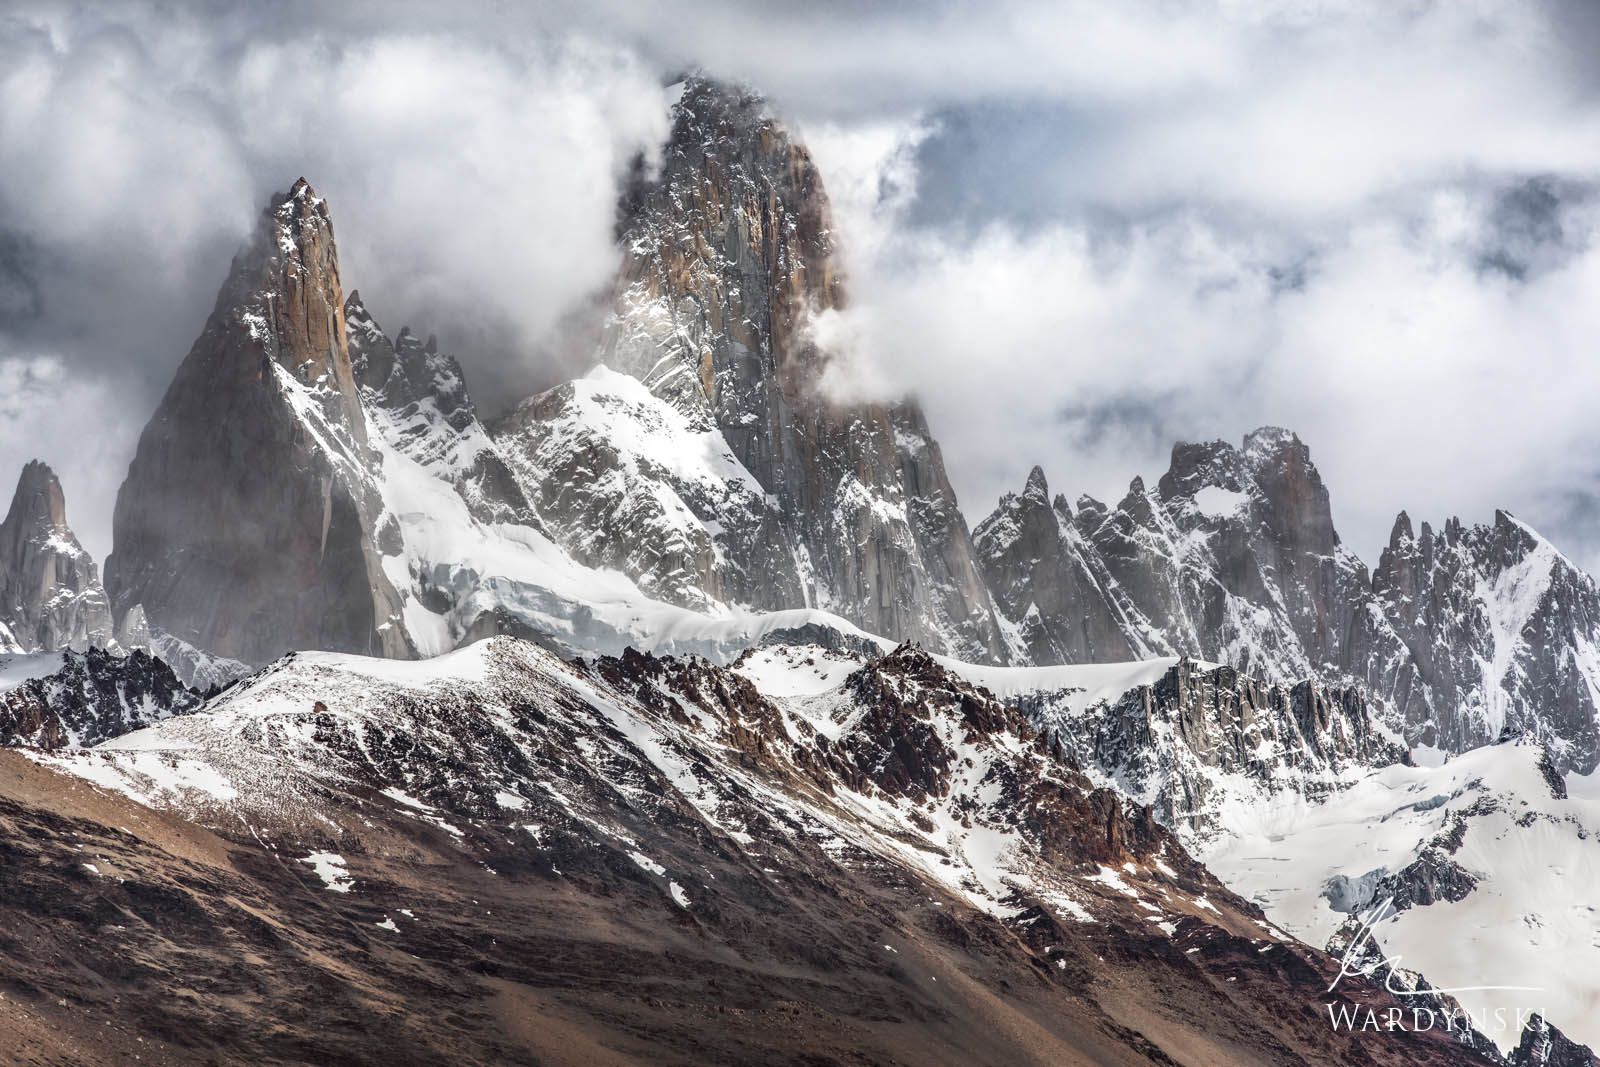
0, 460, 113, 652
104, 181, 411, 666
1021, 657, 1407, 835
1509, 1014, 1600, 1067
0, 647, 200, 749
972, 466, 1144, 664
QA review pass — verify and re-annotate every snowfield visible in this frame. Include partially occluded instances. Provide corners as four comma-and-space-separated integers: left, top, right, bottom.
1202, 739, 1600, 1053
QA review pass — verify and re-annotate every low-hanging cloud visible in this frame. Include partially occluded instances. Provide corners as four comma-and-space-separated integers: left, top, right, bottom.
0, 5, 670, 557
3, 0, 1600, 578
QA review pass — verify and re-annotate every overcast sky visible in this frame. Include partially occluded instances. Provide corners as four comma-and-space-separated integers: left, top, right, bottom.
3, 1, 1600, 575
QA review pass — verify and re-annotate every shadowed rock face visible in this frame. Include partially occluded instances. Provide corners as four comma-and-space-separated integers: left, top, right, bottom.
0, 646, 199, 749
973, 466, 1146, 665
503, 76, 1007, 661
1508, 1014, 1600, 1067
0, 460, 113, 652
1020, 657, 1408, 836
104, 180, 409, 666
346, 291, 532, 528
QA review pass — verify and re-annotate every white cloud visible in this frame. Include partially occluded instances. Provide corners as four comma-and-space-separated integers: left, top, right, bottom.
815, 175, 1600, 568
1, 0, 1599, 575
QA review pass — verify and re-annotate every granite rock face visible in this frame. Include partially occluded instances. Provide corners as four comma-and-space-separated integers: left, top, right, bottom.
980, 430, 1420, 683
104, 180, 410, 666
979, 428, 1600, 770
1373, 508, 1600, 769
502, 76, 1007, 661
973, 466, 1149, 665
0, 460, 114, 652
1019, 657, 1406, 836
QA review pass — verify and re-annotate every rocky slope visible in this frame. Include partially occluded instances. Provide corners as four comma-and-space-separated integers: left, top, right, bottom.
104, 179, 410, 666
500, 75, 1007, 662
0, 646, 199, 749
0, 460, 114, 653
16, 635, 1496, 1065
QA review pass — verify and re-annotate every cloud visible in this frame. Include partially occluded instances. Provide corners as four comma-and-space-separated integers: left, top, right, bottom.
0, 6, 669, 557
1, 0, 1600, 579
817, 177, 1600, 572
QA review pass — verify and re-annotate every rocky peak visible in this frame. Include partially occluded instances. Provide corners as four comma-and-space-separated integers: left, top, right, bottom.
972, 466, 1146, 665
229, 178, 367, 444
1388, 510, 1415, 550
0, 460, 113, 652
1372, 505, 1600, 769
105, 180, 409, 666
1022, 464, 1050, 502
506, 74, 1007, 661
1509, 1013, 1600, 1067
1157, 439, 1243, 500
344, 291, 531, 528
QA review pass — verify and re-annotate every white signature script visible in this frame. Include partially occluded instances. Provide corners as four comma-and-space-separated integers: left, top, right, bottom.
1326, 896, 1545, 997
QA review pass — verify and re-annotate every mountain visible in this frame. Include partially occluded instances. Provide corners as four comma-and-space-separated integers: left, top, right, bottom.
17, 634, 1494, 1065
0, 645, 199, 748
103, 179, 410, 667
1373, 509, 1600, 769
1013, 656, 1407, 837
345, 290, 532, 527
977, 429, 1414, 686
495, 365, 797, 614
977, 430, 1600, 772
0, 460, 114, 652
1202, 736, 1600, 1057
503, 75, 1008, 662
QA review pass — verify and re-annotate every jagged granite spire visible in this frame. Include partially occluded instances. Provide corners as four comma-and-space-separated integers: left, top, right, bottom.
1373, 506, 1600, 767
345, 290, 532, 527
501, 75, 1007, 661
0, 460, 114, 652
104, 180, 410, 665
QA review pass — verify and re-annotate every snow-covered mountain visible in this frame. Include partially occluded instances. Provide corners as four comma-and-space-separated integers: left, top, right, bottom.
561, 75, 1008, 661
19, 633, 1514, 1064
1202, 737, 1600, 1056
1373, 510, 1600, 770
976, 432, 1600, 773
90, 76, 1600, 786
15, 69, 1600, 1065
